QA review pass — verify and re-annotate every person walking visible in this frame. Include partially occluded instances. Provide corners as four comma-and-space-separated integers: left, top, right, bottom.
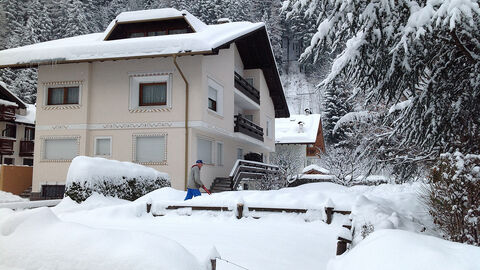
185, 160, 211, 200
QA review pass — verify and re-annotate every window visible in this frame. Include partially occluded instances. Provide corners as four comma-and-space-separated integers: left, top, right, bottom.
24, 127, 35, 141
216, 142, 223, 166
169, 29, 188, 34
3, 158, 14, 165
244, 115, 254, 122
245, 77, 254, 86
129, 74, 171, 109
237, 148, 243, 160
266, 118, 273, 138
208, 87, 217, 111
207, 78, 223, 115
23, 158, 33, 166
139, 83, 167, 106
129, 32, 145, 38
4, 124, 16, 138
197, 137, 213, 164
147, 31, 166, 36
94, 137, 112, 156
44, 138, 78, 160
47, 86, 79, 105
135, 136, 166, 163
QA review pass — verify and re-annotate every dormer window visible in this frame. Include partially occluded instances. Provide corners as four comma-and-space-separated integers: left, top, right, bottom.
106, 18, 194, 41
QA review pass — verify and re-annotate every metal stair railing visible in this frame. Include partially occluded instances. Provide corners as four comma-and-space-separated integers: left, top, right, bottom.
229, 159, 280, 190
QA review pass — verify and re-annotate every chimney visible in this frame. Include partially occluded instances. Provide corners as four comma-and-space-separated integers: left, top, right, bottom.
304, 108, 312, 115
298, 121, 305, 133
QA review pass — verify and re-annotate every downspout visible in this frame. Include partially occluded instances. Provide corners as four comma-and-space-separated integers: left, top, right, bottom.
173, 55, 189, 191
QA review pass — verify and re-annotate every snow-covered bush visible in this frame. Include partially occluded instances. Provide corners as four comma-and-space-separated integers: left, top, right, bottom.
65, 156, 170, 203
426, 152, 480, 246
318, 147, 371, 186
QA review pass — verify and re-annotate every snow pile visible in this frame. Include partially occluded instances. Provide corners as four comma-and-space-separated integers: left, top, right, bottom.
275, 114, 321, 143
0, 191, 25, 203
328, 229, 480, 270
66, 156, 169, 185
0, 99, 18, 107
0, 208, 204, 270
302, 164, 330, 174
65, 156, 170, 202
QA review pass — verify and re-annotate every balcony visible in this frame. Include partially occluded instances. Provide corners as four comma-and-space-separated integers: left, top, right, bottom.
234, 72, 260, 104
0, 137, 15, 155
19, 140, 34, 157
0, 105, 16, 121
234, 114, 264, 141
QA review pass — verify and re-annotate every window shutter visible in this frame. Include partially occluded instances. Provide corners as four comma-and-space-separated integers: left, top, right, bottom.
197, 138, 212, 164
95, 138, 111, 156
44, 139, 78, 160
136, 136, 166, 163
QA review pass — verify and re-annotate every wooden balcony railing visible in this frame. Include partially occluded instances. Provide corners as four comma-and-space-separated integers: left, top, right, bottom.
19, 140, 34, 157
0, 105, 16, 121
0, 137, 15, 155
234, 114, 264, 141
234, 72, 260, 104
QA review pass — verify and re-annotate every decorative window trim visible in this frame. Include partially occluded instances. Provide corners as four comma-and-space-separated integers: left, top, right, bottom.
132, 133, 168, 165
129, 73, 172, 111
40, 135, 80, 162
94, 136, 112, 157
42, 81, 83, 108
207, 77, 223, 116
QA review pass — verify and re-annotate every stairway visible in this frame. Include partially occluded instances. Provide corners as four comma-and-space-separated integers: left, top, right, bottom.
20, 186, 32, 199
210, 177, 232, 193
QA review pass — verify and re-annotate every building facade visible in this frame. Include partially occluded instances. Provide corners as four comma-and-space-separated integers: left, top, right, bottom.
0, 9, 289, 196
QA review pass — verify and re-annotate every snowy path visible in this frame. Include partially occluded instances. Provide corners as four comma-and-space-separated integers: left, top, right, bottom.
58, 208, 347, 270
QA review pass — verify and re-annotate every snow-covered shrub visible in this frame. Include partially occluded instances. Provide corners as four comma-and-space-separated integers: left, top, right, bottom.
318, 147, 371, 186
360, 222, 375, 239
426, 152, 480, 246
270, 144, 305, 181
65, 156, 170, 203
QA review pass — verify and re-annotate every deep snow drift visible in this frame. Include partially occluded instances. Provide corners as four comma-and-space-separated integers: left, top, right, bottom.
1, 182, 479, 270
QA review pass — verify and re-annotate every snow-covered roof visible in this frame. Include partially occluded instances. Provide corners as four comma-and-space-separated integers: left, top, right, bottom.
0, 81, 27, 109
15, 104, 36, 125
302, 164, 330, 174
0, 99, 18, 107
275, 114, 321, 144
0, 9, 263, 68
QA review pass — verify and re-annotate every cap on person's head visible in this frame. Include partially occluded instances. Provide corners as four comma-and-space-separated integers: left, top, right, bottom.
196, 160, 203, 164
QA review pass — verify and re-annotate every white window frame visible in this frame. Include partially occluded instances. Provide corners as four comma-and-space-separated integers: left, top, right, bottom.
43, 83, 82, 107
132, 134, 167, 165
216, 141, 224, 166
207, 77, 223, 116
94, 136, 112, 157
41, 136, 80, 162
197, 136, 214, 165
129, 73, 172, 110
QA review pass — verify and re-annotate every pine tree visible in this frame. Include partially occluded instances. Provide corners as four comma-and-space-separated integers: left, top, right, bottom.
323, 79, 352, 147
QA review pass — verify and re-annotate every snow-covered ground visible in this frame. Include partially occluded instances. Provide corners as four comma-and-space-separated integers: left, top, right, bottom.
0, 191, 25, 203
1, 182, 479, 269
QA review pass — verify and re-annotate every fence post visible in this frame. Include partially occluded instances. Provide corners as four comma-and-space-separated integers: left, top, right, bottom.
236, 203, 244, 219
325, 207, 334, 224
211, 259, 216, 270
146, 203, 152, 214
336, 240, 347, 255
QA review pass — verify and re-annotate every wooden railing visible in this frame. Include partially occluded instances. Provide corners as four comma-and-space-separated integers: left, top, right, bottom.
234, 114, 264, 141
0, 105, 16, 121
19, 140, 34, 157
229, 159, 280, 191
234, 72, 260, 104
0, 137, 15, 155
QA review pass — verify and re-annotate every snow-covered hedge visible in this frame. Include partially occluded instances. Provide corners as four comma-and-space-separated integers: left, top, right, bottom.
426, 152, 480, 246
65, 156, 170, 202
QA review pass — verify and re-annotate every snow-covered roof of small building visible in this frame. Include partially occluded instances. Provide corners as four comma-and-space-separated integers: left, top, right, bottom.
0, 81, 27, 109
302, 164, 330, 174
15, 104, 36, 125
275, 114, 321, 144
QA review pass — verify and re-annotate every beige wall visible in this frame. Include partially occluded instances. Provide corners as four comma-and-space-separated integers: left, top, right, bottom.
33, 44, 278, 192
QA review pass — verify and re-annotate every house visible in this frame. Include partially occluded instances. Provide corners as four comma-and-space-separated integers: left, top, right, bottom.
274, 112, 325, 169
0, 8, 289, 198
0, 82, 36, 166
